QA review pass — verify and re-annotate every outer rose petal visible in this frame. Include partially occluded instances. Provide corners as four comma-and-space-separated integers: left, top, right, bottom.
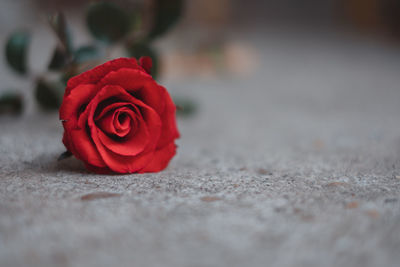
99, 68, 166, 114
84, 163, 113, 174
60, 84, 97, 122
60, 84, 106, 167
139, 56, 152, 74
156, 86, 180, 149
64, 58, 146, 97
139, 142, 177, 173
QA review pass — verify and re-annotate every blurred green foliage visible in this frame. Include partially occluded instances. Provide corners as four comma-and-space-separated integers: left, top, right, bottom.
1, 0, 195, 117
48, 12, 72, 53
86, 2, 131, 43
0, 92, 23, 115
74, 45, 99, 64
35, 78, 64, 110
5, 31, 30, 75
48, 46, 68, 71
149, 0, 184, 40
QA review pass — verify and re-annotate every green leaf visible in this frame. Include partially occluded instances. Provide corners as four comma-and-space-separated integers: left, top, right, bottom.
149, 0, 183, 40
86, 2, 131, 43
0, 91, 23, 115
48, 12, 72, 53
5, 31, 30, 74
126, 42, 159, 78
48, 45, 68, 70
34, 78, 64, 111
174, 97, 197, 117
74, 45, 99, 64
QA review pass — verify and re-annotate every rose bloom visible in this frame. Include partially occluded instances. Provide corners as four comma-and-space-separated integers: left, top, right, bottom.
59, 57, 179, 174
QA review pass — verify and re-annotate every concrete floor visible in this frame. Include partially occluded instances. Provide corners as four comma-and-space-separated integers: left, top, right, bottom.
1, 29, 400, 267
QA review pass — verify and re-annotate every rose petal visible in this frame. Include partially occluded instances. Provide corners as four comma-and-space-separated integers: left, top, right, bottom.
99, 68, 166, 114
94, 102, 139, 121
93, 148, 156, 174
139, 142, 177, 173
114, 110, 131, 132
139, 56, 152, 74
84, 163, 112, 174
155, 85, 180, 149
65, 127, 106, 167
64, 58, 143, 98
60, 84, 98, 122
60, 84, 106, 167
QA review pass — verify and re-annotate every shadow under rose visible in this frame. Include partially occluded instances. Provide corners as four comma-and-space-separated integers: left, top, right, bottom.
30, 152, 135, 176
29, 152, 92, 175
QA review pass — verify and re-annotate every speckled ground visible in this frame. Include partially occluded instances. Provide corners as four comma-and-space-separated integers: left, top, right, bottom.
1, 30, 400, 267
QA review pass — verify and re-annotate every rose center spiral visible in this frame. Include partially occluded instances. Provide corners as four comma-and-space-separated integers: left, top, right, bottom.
96, 105, 138, 138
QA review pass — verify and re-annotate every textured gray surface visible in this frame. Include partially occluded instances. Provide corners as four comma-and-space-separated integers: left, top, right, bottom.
1, 31, 400, 267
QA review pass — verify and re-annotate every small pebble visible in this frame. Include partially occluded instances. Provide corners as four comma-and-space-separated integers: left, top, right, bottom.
365, 210, 379, 218
346, 201, 359, 209
80, 192, 121, 201
257, 168, 272, 175
326, 182, 348, 187
201, 196, 222, 202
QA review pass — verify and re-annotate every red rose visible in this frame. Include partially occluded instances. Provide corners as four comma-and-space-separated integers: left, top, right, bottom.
59, 57, 179, 174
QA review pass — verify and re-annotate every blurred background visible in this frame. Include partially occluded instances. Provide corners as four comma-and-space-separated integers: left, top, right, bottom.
1, 0, 400, 86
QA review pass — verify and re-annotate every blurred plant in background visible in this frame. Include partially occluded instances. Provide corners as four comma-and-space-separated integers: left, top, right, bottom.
0, 0, 197, 116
